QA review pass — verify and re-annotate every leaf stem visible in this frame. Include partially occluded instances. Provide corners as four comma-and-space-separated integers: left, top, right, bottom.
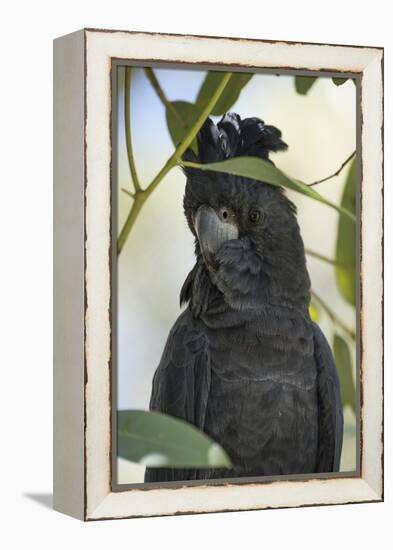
308, 151, 356, 187
311, 289, 355, 340
117, 72, 233, 254
125, 67, 142, 192
144, 67, 183, 125
180, 160, 203, 170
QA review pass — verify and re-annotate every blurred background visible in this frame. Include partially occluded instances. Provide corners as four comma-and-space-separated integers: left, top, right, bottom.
116, 66, 357, 484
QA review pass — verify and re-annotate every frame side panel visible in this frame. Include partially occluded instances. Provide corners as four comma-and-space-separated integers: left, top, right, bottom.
359, 51, 384, 498
53, 29, 85, 520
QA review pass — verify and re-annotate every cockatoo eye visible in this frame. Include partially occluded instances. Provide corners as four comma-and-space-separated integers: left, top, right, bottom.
249, 208, 262, 224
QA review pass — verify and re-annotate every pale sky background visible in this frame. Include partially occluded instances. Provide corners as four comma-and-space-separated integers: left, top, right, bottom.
116, 66, 357, 483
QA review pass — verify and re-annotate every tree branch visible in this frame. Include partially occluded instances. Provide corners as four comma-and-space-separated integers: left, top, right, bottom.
117, 72, 233, 254
308, 151, 356, 186
144, 72, 232, 198
125, 67, 142, 192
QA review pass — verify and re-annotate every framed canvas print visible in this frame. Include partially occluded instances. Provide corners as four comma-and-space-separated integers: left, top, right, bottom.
53, 28, 383, 521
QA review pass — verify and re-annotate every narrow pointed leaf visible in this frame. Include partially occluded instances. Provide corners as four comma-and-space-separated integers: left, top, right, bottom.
196, 72, 253, 115
333, 334, 356, 412
295, 76, 318, 95
118, 410, 232, 468
181, 156, 356, 222
335, 157, 356, 305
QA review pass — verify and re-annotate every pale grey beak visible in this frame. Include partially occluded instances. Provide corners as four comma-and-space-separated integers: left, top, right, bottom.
194, 206, 238, 268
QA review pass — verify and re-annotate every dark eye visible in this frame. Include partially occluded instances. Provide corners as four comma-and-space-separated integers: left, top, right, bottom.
249, 209, 262, 224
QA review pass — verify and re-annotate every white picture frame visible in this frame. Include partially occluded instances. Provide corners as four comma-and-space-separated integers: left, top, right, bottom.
53, 28, 383, 521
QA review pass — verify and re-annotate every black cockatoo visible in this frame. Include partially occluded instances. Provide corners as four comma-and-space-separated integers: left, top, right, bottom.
145, 112, 343, 482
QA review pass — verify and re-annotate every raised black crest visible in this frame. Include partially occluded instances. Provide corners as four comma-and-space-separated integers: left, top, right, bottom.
184, 112, 287, 164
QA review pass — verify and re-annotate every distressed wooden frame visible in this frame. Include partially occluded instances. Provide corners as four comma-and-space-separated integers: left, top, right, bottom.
53, 28, 384, 521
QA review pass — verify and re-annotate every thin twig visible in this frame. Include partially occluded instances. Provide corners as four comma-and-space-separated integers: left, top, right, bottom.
305, 248, 340, 267
117, 72, 233, 254
311, 289, 355, 340
125, 67, 142, 192
144, 67, 184, 124
121, 187, 135, 198
308, 151, 356, 186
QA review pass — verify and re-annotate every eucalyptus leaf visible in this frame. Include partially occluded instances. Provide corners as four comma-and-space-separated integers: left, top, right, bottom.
295, 76, 318, 95
335, 157, 356, 305
196, 72, 253, 115
166, 101, 200, 153
181, 157, 356, 222
118, 410, 232, 468
333, 334, 356, 412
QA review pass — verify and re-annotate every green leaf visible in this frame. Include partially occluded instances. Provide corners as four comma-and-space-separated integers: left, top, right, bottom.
118, 410, 232, 468
335, 157, 356, 305
196, 72, 253, 115
295, 76, 318, 95
181, 156, 356, 223
309, 301, 321, 322
166, 101, 200, 153
332, 77, 348, 86
333, 334, 356, 412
